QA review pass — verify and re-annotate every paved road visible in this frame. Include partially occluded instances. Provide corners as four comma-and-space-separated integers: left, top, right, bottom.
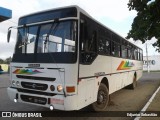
0, 72, 160, 120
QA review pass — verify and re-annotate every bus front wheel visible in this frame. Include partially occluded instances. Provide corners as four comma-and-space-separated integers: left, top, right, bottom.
91, 83, 109, 111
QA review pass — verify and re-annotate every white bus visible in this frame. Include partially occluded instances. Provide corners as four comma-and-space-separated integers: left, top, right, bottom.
7, 5, 143, 111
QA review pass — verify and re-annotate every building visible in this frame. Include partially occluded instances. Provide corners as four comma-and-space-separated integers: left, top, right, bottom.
0, 64, 9, 73
0, 7, 12, 73
143, 55, 160, 71
0, 6, 12, 22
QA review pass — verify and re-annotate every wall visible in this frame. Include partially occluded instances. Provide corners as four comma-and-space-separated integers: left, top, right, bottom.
0, 64, 9, 72
143, 55, 160, 71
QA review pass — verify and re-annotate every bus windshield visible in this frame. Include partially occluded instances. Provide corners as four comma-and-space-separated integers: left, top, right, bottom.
16, 20, 77, 54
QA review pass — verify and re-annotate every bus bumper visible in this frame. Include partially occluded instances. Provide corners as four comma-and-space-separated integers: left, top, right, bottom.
7, 87, 78, 111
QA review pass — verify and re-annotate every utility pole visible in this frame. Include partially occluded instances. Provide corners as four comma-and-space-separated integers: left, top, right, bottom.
146, 43, 150, 73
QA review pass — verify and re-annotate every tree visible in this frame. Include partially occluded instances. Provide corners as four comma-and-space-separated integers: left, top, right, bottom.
126, 0, 160, 52
0, 59, 4, 64
0, 57, 12, 64
4, 57, 12, 64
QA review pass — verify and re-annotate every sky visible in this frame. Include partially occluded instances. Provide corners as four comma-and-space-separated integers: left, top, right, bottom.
0, 0, 159, 59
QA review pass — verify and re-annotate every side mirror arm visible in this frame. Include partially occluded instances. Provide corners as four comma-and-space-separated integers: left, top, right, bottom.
7, 27, 12, 43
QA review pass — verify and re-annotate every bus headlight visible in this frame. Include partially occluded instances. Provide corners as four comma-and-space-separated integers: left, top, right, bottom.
16, 81, 20, 86
12, 80, 16, 86
57, 85, 63, 92
14, 98, 17, 103
50, 85, 55, 91
50, 105, 54, 110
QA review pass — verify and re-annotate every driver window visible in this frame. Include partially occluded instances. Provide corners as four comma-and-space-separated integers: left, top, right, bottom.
80, 19, 97, 53
85, 31, 97, 52
80, 14, 98, 64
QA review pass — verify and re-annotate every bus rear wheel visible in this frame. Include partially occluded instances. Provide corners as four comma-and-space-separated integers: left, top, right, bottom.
91, 83, 109, 111
131, 75, 137, 89
125, 75, 137, 90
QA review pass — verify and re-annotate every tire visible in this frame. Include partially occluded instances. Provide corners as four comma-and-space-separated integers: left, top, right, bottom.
130, 75, 137, 89
125, 75, 137, 90
91, 83, 109, 111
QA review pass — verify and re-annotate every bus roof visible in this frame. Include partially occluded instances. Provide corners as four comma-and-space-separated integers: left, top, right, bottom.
19, 5, 90, 19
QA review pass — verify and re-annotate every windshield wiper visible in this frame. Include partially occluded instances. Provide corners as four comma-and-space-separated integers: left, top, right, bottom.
19, 38, 35, 48
44, 19, 59, 53
19, 27, 29, 51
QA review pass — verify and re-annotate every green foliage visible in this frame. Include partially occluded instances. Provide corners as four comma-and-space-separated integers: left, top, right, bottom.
0, 59, 4, 64
0, 57, 12, 64
126, 0, 160, 52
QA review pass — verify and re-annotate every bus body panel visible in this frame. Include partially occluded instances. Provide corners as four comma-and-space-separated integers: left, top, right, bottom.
7, 87, 79, 110
77, 55, 143, 107
8, 62, 80, 110
77, 77, 96, 109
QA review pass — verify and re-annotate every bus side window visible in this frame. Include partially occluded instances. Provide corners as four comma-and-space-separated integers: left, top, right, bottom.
79, 16, 97, 64
98, 28, 111, 55
121, 45, 127, 58
88, 31, 97, 52
80, 19, 87, 51
112, 41, 121, 57
127, 43, 132, 59
80, 19, 96, 53
134, 49, 138, 60
140, 49, 143, 61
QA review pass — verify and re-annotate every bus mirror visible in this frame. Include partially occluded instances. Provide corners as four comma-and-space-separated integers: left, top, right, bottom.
7, 29, 11, 43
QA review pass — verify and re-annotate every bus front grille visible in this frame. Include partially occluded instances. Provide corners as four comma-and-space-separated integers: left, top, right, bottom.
16, 75, 56, 81
17, 88, 56, 96
20, 94, 47, 105
21, 82, 48, 91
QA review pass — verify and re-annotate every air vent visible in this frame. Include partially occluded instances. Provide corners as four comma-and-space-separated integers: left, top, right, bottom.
16, 75, 56, 81
21, 95, 47, 105
17, 88, 56, 96
21, 82, 48, 91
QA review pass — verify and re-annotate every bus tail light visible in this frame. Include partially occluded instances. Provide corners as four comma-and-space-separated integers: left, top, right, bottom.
66, 86, 75, 93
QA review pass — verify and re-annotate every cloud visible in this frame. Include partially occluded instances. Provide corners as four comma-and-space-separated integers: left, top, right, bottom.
0, 0, 159, 59
128, 38, 160, 56
0, 32, 15, 59
75, 0, 136, 22
35, 0, 137, 22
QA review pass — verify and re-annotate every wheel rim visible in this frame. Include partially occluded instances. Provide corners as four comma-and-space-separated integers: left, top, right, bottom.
95, 89, 108, 109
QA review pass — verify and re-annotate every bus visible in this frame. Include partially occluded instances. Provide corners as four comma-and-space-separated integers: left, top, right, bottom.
7, 5, 143, 111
